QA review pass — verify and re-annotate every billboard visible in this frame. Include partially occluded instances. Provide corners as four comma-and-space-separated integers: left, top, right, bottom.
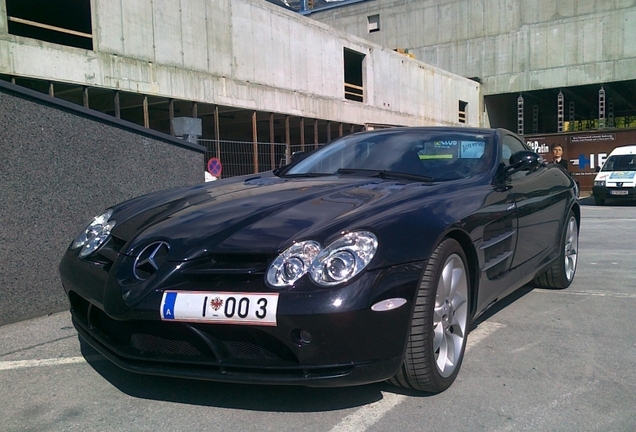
524, 129, 636, 192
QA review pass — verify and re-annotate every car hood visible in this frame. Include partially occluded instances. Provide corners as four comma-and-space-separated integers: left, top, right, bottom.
110, 173, 473, 264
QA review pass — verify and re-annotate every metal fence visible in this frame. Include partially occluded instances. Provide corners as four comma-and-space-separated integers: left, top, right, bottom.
198, 139, 325, 178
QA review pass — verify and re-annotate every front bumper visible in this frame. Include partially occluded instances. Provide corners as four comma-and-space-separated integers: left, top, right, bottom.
60, 248, 422, 387
592, 185, 636, 200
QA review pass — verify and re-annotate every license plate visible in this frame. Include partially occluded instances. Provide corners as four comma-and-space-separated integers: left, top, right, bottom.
611, 190, 629, 195
160, 291, 279, 326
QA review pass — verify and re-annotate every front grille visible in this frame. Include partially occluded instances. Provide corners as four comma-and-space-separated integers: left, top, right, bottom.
222, 340, 283, 361
182, 253, 275, 276
69, 293, 298, 367
130, 333, 202, 357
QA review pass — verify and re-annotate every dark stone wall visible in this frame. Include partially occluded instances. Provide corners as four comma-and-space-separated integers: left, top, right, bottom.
0, 81, 205, 325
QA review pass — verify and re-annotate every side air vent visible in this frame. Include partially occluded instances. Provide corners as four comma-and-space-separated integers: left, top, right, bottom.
481, 214, 516, 279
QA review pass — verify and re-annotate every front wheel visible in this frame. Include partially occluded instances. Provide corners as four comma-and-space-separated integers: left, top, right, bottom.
533, 211, 579, 289
594, 196, 605, 206
389, 238, 470, 393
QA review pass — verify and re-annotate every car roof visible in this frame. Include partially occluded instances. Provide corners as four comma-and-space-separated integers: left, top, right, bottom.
608, 145, 636, 156
350, 126, 502, 137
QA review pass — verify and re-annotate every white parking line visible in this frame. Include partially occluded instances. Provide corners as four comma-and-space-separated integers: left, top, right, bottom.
0, 356, 86, 371
534, 288, 636, 299
467, 321, 505, 346
330, 391, 406, 432
329, 321, 505, 432
0, 355, 104, 371
0, 321, 505, 432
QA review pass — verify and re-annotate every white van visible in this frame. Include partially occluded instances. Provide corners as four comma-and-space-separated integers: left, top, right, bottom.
592, 145, 636, 205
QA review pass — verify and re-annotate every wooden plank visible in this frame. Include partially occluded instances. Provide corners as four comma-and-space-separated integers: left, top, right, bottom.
344, 82, 364, 91
252, 111, 259, 173
82, 87, 89, 108
8, 16, 93, 39
114, 91, 121, 119
169, 99, 174, 135
214, 105, 220, 159
270, 113, 275, 170
285, 116, 291, 164
143, 96, 149, 128
300, 118, 305, 152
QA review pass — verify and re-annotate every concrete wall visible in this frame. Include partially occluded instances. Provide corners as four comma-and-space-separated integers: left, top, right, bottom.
0, 0, 481, 127
0, 80, 204, 325
310, 0, 636, 95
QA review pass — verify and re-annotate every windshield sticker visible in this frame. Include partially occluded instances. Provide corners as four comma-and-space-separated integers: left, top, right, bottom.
609, 172, 636, 180
433, 140, 458, 148
460, 141, 485, 158
419, 154, 453, 159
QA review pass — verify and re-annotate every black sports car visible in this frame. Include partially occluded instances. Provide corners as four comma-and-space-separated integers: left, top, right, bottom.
59, 127, 580, 393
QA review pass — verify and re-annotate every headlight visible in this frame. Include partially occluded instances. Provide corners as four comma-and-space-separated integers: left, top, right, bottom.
266, 240, 321, 287
71, 209, 116, 258
309, 231, 377, 286
594, 180, 605, 187
266, 231, 378, 288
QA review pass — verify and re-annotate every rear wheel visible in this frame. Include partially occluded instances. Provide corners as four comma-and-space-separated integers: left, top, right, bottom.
533, 211, 579, 289
389, 238, 469, 393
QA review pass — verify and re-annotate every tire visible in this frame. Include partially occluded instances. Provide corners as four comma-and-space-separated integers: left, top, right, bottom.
389, 238, 470, 393
533, 211, 579, 289
594, 197, 605, 206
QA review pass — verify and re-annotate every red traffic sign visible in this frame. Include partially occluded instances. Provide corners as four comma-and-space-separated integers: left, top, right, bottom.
207, 157, 223, 177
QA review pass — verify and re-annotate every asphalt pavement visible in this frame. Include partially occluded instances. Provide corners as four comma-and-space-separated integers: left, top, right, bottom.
1, 199, 635, 431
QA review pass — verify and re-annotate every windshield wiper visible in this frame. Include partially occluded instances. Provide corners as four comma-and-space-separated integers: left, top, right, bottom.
378, 171, 434, 182
281, 172, 333, 178
337, 168, 433, 182
336, 168, 381, 176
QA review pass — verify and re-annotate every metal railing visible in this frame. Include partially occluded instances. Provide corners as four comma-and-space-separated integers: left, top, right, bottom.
198, 139, 325, 178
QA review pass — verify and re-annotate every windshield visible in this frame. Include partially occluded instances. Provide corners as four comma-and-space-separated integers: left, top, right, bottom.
601, 154, 636, 172
283, 129, 494, 181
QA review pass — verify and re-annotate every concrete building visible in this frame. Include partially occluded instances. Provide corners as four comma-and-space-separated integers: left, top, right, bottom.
1, 0, 481, 176
308, 0, 636, 135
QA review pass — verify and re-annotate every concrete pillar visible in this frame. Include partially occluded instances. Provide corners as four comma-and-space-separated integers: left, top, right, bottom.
172, 117, 202, 144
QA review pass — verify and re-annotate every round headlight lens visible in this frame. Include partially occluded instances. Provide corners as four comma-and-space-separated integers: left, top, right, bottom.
267, 240, 321, 287
71, 209, 116, 258
309, 231, 377, 286
283, 257, 305, 280
325, 251, 355, 282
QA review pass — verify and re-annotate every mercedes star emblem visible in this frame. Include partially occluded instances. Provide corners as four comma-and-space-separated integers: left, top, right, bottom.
133, 241, 170, 280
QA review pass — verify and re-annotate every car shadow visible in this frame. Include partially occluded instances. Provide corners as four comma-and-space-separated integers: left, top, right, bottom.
469, 284, 535, 330
578, 194, 635, 206
578, 195, 596, 206
79, 286, 542, 408
79, 339, 437, 411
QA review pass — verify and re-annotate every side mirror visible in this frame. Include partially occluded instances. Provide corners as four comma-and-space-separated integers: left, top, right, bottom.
502, 151, 541, 177
595, 166, 601, 173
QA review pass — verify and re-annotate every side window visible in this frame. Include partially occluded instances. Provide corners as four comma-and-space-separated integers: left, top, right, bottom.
501, 135, 528, 166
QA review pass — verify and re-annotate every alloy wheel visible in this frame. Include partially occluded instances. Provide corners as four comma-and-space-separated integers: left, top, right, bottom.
433, 254, 468, 378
